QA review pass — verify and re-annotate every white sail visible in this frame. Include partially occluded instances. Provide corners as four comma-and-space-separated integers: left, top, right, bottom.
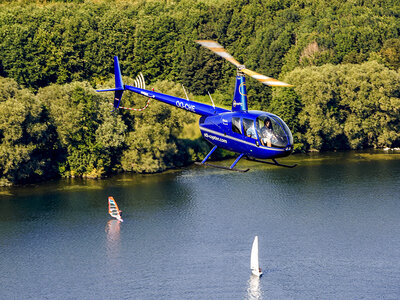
250, 236, 262, 277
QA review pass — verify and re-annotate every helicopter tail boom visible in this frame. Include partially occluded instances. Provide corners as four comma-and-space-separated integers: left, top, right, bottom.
124, 85, 228, 117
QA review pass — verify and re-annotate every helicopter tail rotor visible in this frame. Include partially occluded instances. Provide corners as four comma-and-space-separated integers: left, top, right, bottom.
134, 72, 146, 90
195, 40, 293, 87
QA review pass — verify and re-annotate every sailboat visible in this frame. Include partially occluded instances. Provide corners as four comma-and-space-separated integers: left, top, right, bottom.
108, 196, 123, 222
251, 236, 262, 277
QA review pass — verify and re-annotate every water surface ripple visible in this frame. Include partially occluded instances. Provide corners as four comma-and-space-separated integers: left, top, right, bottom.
1, 151, 400, 299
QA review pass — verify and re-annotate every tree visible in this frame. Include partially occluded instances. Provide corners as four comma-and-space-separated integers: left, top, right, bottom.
37, 81, 126, 177
120, 80, 198, 173
284, 61, 400, 150
0, 77, 58, 186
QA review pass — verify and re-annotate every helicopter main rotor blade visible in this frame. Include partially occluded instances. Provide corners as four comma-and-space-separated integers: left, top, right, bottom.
196, 40, 293, 87
241, 68, 293, 87
195, 40, 242, 67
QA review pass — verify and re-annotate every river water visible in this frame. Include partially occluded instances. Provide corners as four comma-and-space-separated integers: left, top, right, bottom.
1, 151, 400, 299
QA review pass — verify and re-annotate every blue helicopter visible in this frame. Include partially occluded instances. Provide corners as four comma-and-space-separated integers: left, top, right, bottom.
97, 40, 296, 172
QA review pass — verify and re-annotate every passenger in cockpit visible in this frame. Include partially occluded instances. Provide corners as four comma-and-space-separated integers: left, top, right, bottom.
246, 126, 257, 139
260, 118, 273, 147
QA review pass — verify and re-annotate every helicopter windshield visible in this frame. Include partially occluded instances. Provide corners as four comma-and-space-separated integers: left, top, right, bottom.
256, 115, 293, 148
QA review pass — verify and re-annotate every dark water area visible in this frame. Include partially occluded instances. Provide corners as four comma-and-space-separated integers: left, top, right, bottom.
1, 151, 400, 299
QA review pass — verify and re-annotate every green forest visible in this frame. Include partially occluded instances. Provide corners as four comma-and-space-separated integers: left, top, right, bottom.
0, 0, 400, 185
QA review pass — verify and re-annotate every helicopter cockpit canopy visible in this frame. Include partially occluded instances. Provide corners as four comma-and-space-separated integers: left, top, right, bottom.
255, 115, 293, 148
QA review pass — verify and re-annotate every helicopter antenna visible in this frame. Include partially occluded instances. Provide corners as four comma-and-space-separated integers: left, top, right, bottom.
207, 91, 215, 110
182, 84, 189, 100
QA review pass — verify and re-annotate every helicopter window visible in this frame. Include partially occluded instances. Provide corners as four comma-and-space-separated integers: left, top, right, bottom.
256, 115, 289, 148
243, 118, 257, 139
276, 117, 294, 145
232, 117, 242, 134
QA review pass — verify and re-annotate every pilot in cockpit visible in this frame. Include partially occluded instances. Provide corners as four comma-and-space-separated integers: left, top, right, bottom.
260, 118, 274, 147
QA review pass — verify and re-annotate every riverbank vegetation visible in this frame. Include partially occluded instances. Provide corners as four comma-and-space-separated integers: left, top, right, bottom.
0, 0, 399, 185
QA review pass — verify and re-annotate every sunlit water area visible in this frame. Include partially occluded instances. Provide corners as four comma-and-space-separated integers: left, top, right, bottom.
1, 150, 400, 299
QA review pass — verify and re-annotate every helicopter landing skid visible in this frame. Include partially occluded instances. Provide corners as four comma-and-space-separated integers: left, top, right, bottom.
195, 162, 249, 173
196, 149, 249, 172
246, 157, 297, 168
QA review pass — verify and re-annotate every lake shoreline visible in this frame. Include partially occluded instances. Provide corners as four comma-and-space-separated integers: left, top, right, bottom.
2, 148, 400, 189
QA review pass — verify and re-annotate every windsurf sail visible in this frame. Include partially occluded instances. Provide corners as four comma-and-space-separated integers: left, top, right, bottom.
108, 196, 123, 222
251, 236, 262, 277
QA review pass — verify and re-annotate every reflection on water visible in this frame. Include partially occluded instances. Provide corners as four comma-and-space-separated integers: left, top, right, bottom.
247, 275, 262, 299
105, 220, 121, 259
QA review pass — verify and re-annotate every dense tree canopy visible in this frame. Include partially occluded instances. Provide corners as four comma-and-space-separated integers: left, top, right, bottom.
0, 0, 399, 185
282, 61, 400, 151
0, 77, 58, 186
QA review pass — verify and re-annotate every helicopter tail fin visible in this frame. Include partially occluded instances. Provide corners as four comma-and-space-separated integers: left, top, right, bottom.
97, 56, 125, 110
